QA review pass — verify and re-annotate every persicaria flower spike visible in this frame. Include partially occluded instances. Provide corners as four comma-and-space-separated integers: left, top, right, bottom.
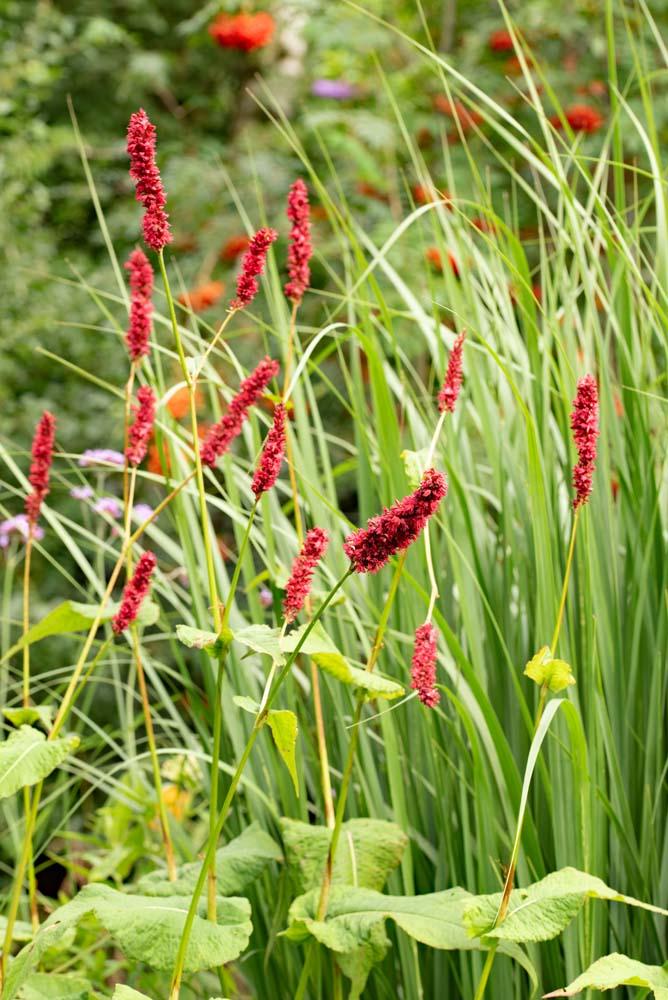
344, 468, 448, 574
25, 411, 56, 526
284, 179, 312, 303
112, 551, 157, 634
126, 386, 157, 466
570, 374, 599, 509
283, 527, 329, 622
231, 227, 278, 309
201, 356, 279, 467
126, 109, 172, 252
251, 404, 286, 498
410, 622, 440, 707
124, 249, 154, 360
438, 331, 466, 414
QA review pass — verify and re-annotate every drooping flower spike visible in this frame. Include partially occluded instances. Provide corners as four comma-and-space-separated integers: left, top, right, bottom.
112, 551, 157, 634
25, 411, 56, 526
126, 109, 172, 252
231, 228, 278, 309
201, 357, 279, 467
251, 404, 286, 498
284, 179, 312, 303
570, 374, 599, 509
283, 527, 329, 622
410, 622, 440, 707
344, 468, 448, 574
126, 386, 157, 467
124, 249, 154, 361
438, 331, 465, 414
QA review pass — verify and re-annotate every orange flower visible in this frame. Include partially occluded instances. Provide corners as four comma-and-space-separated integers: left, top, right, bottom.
220, 234, 250, 262
471, 216, 497, 234
412, 184, 452, 208
162, 784, 191, 820
551, 104, 604, 134
166, 385, 203, 420
433, 96, 483, 131
356, 180, 389, 203
147, 438, 171, 476
425, 247, 460, 278
208, 12, 274, 52
178, 280, 225, 313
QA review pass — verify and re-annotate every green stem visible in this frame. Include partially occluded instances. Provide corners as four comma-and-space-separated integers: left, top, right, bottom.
550, 509, 580, 654
473, 946, 498, 1000
169, 568, 352, 999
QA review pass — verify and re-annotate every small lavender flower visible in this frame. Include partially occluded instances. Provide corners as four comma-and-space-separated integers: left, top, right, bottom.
93, 497, 123, 519
132, 503, 155, 522
1, 515, 44, 549
259, 587, 273, 608
70, 485, 94, 500
311, 79, 357, 100
79, 449, 125, 469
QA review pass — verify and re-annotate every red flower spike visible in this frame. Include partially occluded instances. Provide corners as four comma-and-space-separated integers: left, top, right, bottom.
231, 227, 278, 309
125, 249, 154, 361
344, 469, 448, 574
126, 109, 172, 252
570, 374, 599, 509
410, 622, 440, 707
112, 552, 157, 634
201, 357, 280, 468
438, 332, 466, 414
25, 411, 56, 525
284, 179, 312, 303
126, 386, 157, 466
283, 527, 329, 622
251, 404, 286, 498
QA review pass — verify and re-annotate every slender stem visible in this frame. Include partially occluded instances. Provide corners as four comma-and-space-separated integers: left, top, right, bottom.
473, 946, 498, 1000
294, 943, 315, 1000
192, 309, 237, 382
550, 509, 580, 654
133, 627, 177, 880
21, 536, 39, 931
169, 569, 352, 999
158, 250, 191, 388
220, 504, 257, 630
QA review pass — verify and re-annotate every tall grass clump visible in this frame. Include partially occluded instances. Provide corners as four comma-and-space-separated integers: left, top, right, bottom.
0, 4, 666, 999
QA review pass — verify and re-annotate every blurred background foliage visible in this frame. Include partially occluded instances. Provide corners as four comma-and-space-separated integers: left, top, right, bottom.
3, 0, 667, 444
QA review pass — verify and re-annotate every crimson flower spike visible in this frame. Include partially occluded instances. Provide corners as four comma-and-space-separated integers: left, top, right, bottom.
112, 552, 157, 634
283, 527, 329, 622
251, 404, 286, 498
125, 249, 154, 361
570, 373, 599, 509
438, 331, 465, 413
201, 357, 280, 468
344, 468, 448, 574
126, 386, 157, 466
410, 622, 440, 707
25, 411, 56, 527
231, 228, 278, 309
126, 109, 172, 252
284, 179, 312, 303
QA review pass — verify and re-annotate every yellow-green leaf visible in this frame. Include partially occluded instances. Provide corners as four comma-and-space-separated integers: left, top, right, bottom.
524, 646, 575, 693
266, 709, 299, 796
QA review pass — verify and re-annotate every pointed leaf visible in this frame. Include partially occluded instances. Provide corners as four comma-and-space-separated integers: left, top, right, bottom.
266, 710, 299, 795
234, 625, 285, 664
5, 599, 158, 659
464, 867, 668, 943
543, 953, 668, 998
112, 989, 152, 1000
0, 726, 79, 799
280, 818, 407, 893
175, 624, 222, 656
524, 646, 575, 693
3, 706, 54, 730
137, 823, 281, 897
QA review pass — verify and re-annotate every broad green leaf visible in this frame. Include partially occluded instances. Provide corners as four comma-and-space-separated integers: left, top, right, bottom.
137, 823, 281, 897
112, 988, 152, 1000
3, 906, 82, 1000
281, 623, 404, 699
3, 706, 54, 729
266, 710, 299, 795
280, 817, 407, 893
0, 726, 79, 799
524, 646, 575, 693
286, 885, 530, 1000
543, 953, 668, 998
0, 916, 33, 943
234, 624, 285, 664
175, 624, 222, 656
16, 973, 93, 999
464, 867, 668, 943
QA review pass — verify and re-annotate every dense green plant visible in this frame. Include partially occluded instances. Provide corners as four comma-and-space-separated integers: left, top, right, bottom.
1, 3, 667, 999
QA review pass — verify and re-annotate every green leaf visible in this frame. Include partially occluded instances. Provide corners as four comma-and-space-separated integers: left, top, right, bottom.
0, 916, 33, 943
266, 710, 299, 795
543, 953, 668, 998
281, 623, 404, 699
16, 973, 93, 999
234, 624, 285, 664
400, 447, 430, 487
111, 988, 152, 1000
3, 706, 54, 730
232, 695, 260, 715
3, 905, 82, 1000
175, 624, 221, 656
0, 726, 79, 799
137, 823, 281, 897
286, 885, 528, 1000
524, 646, 575, 692
280, 818, 407, 893
463, 867, 668, 943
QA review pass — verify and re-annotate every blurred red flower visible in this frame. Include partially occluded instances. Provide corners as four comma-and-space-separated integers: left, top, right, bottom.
552, 104, 604, 134
178, 280, 225, 312
426, 247, 460, 279
208, 12, 274, 52
220, 235, 251, 262
489, 29, 514, 53
433, 96, 483, 131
